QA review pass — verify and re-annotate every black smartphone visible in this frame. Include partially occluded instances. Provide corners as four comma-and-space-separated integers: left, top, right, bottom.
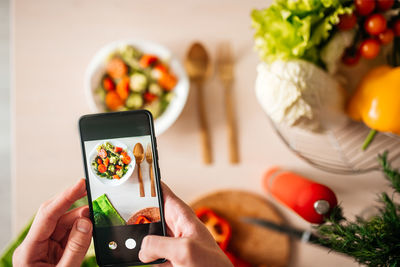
79, 110, 167, 266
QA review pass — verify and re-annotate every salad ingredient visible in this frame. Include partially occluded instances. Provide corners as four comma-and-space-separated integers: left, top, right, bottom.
93, 194, 126, 227
126, 93, 143, 109
347, 65, 400, 136
338, 13, 357, 30
92, 142, 131, 180
105, 91, 124, 111
139, 54, 158, 68
251, 0, 353, 66
378, 28, 394, 44
106, 58, 128, 79
364, 13, 387, 35
102, 77, 115, 91
98, 45, 178, 118
360, 38, 381, 59
355, 0, 375, 16
116, 76, 130, 101
377, 0, 394, 11
134, 216, 151, 224
130, 73, 147, 93
195, 207, 232, 251
144, 92, 157, 103
255, 59, 346, 132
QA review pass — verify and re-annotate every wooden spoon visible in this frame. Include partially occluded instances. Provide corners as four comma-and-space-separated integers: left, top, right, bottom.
133, 143, 145, 197
145, 143, 156, 197
185, 42, 212, 164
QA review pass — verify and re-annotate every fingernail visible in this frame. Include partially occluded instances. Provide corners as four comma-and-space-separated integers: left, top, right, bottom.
77, 218, 91, 233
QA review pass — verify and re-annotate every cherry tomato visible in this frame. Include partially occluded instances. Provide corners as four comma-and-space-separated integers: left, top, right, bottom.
364, 14, 387, 35
394, 19, 400, 36
102, 77, 115, 91
114, 146, 123, 153
342, 48, 361, 65
355, 0, 376, 16
360, 39, 381, 59
338, 13, 357, 30
378, 28, 394, 44
377, 0, 394, 11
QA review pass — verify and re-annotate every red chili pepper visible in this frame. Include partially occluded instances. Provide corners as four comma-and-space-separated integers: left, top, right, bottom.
134, 216, 151, 224
195, 207, 232, 251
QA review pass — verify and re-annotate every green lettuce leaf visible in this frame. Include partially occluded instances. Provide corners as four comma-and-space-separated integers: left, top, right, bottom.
251, 0, 353, 66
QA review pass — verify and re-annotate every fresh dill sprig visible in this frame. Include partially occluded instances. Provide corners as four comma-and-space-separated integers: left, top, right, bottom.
316, 152, 400, 266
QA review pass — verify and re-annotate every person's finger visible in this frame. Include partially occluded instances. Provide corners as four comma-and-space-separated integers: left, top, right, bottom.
139, 235, 186, 264
51, 205, 90, 242
26, 179, 87, 243
161, 183, 208, 238
57, 217, 92, 267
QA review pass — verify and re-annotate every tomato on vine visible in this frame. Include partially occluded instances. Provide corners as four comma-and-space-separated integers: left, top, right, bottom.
360, 39, 381, 59
364, 14, 387, 35
355, 0, 376, 16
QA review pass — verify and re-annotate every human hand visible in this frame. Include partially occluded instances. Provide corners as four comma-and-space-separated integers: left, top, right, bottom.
139, 183, 233, 267
13, 179, 93, 267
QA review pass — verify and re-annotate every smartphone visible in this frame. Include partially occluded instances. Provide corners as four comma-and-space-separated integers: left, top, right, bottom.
79, 110, 167, 266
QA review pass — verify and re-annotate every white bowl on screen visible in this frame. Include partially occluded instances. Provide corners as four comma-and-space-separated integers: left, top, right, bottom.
89, 140, 135, 186
84, 39, 190, 136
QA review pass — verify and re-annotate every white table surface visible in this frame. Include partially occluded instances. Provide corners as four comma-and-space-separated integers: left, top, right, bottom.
13, 0, 390, 266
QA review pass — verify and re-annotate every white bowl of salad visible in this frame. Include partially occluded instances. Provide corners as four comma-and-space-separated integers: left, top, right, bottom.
89, 140, 135, 186
85, 39, 190, 135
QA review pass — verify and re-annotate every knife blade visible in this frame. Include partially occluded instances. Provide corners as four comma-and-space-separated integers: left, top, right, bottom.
241, 217, 330, 249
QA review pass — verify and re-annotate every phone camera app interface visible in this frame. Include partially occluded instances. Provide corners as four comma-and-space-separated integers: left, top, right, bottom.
84, 134, 163, 265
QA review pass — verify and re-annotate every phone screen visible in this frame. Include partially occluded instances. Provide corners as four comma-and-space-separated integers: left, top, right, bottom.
79, 111, 166, 266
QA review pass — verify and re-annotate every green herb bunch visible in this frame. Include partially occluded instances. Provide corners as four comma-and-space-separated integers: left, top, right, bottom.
317, 152, 400, 266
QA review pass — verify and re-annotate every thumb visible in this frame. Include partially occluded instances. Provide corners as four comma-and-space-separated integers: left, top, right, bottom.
139, 235, 182, 264
58, 217, 92, 267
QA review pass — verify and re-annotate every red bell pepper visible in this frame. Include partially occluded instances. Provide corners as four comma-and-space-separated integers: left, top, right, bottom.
195, 207, 232, 251
134, 216, 151, 224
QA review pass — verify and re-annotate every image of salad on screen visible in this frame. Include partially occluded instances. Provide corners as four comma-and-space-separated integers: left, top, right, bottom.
85, 136, 161, 228
92, 142, 131, 180
252, 0, 400, 146
97, 45, 177, 118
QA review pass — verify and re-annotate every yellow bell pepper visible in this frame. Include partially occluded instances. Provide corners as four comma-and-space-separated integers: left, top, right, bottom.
347, 65, 400, 136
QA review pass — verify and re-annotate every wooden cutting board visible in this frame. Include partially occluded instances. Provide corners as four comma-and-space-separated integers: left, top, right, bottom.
191, 190, 290, 267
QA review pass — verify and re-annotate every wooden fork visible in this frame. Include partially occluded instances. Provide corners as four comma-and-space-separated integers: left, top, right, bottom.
216, 42, 239, 164
217, 42, 239, 163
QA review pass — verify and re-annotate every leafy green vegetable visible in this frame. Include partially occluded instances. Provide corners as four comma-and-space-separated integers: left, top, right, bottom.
317, 152, 400, 266
251, 0, 353, 66
93, 194, 126, 227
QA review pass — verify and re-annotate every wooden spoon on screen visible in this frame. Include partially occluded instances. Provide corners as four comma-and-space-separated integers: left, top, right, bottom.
145, 143, 156, 197
133, 143, 145, 197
